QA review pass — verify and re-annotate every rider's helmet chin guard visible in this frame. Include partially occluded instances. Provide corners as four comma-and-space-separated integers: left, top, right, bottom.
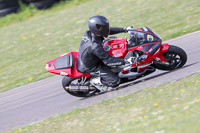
88, 15, 110, 38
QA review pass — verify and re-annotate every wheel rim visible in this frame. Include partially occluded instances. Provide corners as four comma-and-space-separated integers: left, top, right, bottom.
164, 52, 182, 68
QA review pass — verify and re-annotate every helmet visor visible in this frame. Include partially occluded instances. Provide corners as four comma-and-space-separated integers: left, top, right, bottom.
96, 24, 110, 37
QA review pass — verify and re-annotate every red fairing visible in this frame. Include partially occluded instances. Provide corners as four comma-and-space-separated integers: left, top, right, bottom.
46, 27, 171, 79
155, 43, 169, 62
103, 38, 128, 59
160, 43, 169, 53
45, 52, 90, 77
126, 43, 169, 68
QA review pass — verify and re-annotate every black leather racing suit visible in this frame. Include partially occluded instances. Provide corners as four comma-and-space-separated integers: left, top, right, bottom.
77, 27, 126, 87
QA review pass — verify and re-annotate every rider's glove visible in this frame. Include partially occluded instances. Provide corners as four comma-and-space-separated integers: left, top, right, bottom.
118, 58, 133, 69
126, 57, 135, 65
124, 26, 134, 33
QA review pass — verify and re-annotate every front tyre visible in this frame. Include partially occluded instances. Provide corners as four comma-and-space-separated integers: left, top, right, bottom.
155, 45, 187, 70
62, 76, 97, 97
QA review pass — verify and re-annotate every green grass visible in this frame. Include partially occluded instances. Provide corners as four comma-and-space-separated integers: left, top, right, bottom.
6, 72, 200, 133
0, 0, 200, 92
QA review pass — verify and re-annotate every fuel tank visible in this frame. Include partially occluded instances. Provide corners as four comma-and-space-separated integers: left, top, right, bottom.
103, 38, 128, 59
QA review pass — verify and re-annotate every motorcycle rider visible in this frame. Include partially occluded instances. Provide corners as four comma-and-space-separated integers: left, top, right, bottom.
77, 15, 129, 92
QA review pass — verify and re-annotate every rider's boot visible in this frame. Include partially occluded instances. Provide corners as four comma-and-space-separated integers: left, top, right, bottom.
90, 77, 108, 92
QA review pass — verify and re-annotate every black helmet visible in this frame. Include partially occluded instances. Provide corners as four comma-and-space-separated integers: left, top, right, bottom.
88, 15, 110, 37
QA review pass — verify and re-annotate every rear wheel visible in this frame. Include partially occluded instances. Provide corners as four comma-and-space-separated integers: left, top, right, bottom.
62, 76, 98, 97
154, 45, 187, 70
0, 0, 19, 17
32, 0, 55, 9
0, 7, 18, 17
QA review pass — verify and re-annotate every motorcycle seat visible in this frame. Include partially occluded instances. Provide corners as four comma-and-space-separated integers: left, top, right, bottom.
54, 54, 73, 70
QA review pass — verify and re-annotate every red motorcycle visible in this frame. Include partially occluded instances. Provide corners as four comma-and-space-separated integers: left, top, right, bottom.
46, 27, 187, 97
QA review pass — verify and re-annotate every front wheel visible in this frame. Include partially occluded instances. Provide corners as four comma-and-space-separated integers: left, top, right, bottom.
154, 45, 187, 70
62, 76, 98, 97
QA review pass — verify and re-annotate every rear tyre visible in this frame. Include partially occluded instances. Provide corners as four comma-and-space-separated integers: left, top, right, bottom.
154, 45, 187, 70
21, 0, 31, 5
32, 0, 55, 9
62, 76, 98, 97
0, 0, 18, 9
0, 0, 19, 17
23, 0, 55, 9
0, 7, 18, 17
24, 0, 38, 2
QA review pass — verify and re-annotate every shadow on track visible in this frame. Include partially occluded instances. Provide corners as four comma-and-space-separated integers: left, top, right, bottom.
79, 62, 198, 100
117, 62, 198, 89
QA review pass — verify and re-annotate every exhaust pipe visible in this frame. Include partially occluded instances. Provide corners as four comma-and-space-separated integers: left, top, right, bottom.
65, 84, 96, 92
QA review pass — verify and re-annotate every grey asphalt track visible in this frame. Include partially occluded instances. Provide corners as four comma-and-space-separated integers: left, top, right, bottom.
0, 31, 200, 132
